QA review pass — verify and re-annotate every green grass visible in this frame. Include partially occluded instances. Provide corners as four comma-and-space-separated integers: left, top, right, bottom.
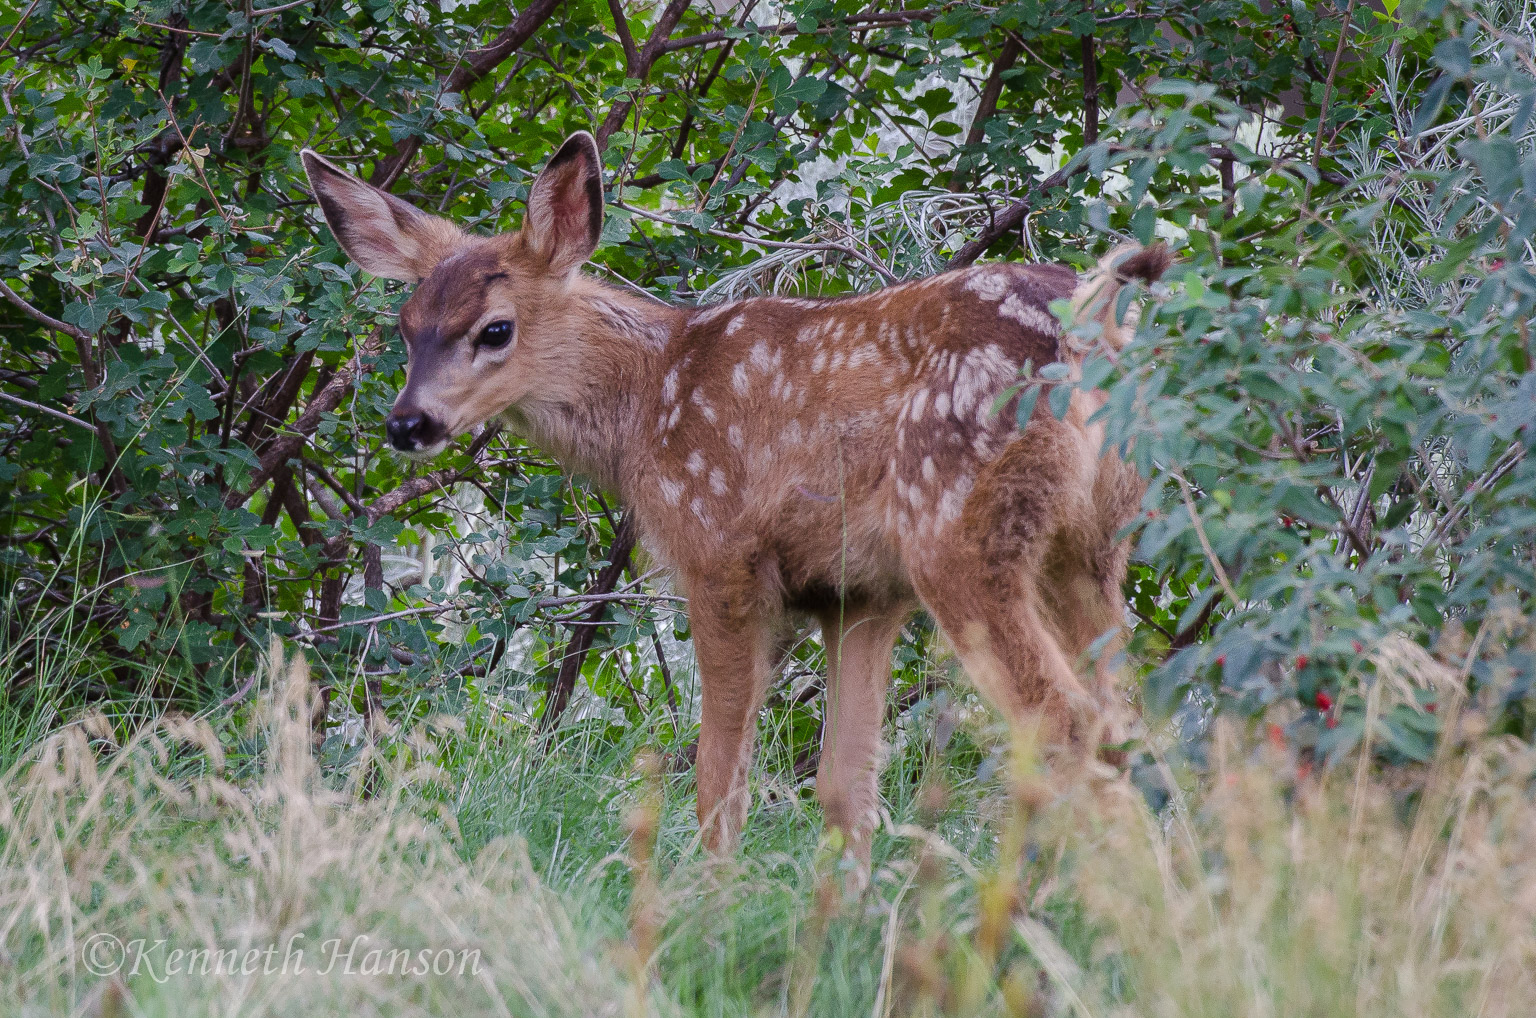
1, 642, 1533, 1017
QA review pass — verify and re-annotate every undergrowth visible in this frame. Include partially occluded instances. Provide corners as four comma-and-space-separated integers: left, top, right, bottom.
3, 640, 1533, 1017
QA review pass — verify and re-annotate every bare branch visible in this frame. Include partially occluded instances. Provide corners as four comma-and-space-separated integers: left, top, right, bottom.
0, 390, 96, 432
1312, 0, 1360, 169
542, 512, 638, 732
949, 35, 1022, 190
0, 278, 91, 342
226, 328, 385, 508
596, 0, 693, 147
944, 163, 1082, 268
660, 9, 941, 54
605, 0, 639, 72
371, 0, 566, 188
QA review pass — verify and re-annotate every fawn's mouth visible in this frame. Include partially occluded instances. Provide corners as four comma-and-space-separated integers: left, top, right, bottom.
392, 439, 449, 462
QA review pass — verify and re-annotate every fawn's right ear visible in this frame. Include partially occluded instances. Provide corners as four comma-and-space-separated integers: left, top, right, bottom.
300, 150, 462, 282
522, 131, 604, 276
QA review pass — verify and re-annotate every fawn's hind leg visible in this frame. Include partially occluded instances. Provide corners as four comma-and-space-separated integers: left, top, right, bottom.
904, 421, 1105, 743
1037, 453, 1143, 747
815, 600, 911, 868
910, 563, 1095, 743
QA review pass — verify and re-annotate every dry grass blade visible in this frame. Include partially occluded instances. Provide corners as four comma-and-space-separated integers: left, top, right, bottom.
0, 644, 643, 1017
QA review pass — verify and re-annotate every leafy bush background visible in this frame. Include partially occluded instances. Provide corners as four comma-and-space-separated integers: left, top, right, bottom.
0, 0, 1532, 770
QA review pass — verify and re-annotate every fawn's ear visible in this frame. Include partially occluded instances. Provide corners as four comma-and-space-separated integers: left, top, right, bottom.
522, 131, 604, 275
300, 149, 462, 282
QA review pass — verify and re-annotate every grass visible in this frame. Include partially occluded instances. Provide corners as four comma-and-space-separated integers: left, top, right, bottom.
1, 639, 1534, 1017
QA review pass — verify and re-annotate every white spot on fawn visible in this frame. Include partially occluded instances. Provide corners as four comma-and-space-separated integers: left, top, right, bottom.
749, 341, 772, 372
935, 477, 973, 528
659, 477, 685, 506
964, 269, 1010, 302
999, 293, 1058, 333
812, 350, 829, 374
686, 450, 706, 475
691, 388, 717, 423
728, 424, 744, 450
661, 368, 680, 404
709, 468, 728, 496
933, 391, 951, 418
922, 456, 937, 484
953, 345, 1014, 417
725, 314, 747, 335
732, 363, 750, 394
848, 344, 880, 369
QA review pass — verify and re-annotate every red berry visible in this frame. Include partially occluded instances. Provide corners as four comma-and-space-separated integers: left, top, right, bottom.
1425, 702, 1437, 714
1326, 716, 1339, 729
1216, 655, 1226, 666
1296, 654, 1309, 669
1315, 690, 1333, 710
1352, 640, 1362, 653
1267, 723, 1286, 749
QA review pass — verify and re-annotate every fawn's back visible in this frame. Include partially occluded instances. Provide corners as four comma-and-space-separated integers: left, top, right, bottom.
630, 258, 1136, 615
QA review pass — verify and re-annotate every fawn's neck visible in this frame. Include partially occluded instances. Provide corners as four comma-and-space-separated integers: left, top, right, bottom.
508, 279, 687, 493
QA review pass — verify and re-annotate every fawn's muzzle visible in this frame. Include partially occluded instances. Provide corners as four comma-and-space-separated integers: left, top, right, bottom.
386, 411, 436, 452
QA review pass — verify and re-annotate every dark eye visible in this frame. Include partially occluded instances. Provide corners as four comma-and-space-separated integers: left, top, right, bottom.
476, 320, 514, 350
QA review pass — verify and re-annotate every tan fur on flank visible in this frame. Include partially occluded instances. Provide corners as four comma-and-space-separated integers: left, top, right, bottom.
302, 133, 1168, 865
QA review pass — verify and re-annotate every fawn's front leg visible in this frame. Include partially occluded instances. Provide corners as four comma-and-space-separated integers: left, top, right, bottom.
816, 601, 909, 871
690, 595, 774, 854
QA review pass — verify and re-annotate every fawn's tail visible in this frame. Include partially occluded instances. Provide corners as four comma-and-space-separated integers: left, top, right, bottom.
1068, 242, 1171, 352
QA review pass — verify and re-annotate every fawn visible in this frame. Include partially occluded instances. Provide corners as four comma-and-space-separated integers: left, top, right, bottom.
302, 131, 1167, 863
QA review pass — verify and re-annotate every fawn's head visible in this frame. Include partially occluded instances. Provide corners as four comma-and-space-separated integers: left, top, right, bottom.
302, 132, 606, 458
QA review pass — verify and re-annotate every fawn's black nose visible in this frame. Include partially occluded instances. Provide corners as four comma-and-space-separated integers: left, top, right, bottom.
386, 411, 430, 451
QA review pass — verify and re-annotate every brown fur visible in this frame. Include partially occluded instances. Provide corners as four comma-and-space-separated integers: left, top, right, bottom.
302, 134, 1167, 864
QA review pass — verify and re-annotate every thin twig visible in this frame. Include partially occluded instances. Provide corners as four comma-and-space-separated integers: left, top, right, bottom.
252, 0, 316, 15
0, 390, 96, 431
0, 279, 91, 342
660, 9, 942, 54
1312, 0, 1360, 169
1173, 471, 1241, 607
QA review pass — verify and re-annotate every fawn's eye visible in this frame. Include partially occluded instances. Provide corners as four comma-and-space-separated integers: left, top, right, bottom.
476, 320, 514, 350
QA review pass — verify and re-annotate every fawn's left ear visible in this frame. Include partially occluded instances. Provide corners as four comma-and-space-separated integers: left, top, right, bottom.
300, 149, 463, 282
522, 131, 604, 275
